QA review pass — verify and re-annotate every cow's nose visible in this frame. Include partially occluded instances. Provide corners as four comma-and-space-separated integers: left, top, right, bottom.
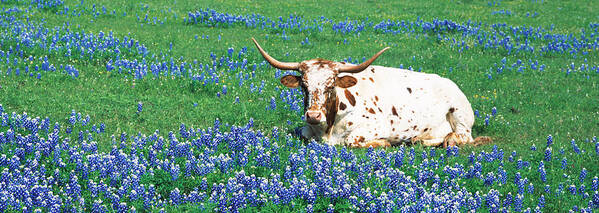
306, 111, 322, 124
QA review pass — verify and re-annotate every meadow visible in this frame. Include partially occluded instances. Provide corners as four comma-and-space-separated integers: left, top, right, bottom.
0, 0, 598, 212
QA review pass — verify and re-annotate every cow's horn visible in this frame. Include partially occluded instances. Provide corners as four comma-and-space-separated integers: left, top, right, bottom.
251, 38, 300, 70
338, 47, 390, 73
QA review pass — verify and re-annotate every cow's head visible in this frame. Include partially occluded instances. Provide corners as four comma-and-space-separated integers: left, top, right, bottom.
251, 38, 389, 128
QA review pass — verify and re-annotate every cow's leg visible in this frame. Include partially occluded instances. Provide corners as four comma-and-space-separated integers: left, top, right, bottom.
444, 107, 474, 147
419, 121, 453, 147
299, 126, 314, 139
345, 125, 390, 148
349, 138, 391, 148
298, 125, 324, 141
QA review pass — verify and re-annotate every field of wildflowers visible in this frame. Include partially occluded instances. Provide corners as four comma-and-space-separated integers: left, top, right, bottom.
0, 0, 598, 212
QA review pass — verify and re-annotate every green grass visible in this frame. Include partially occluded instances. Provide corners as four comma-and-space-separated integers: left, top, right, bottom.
3, 0, 596, 150
0, 0, 598, 211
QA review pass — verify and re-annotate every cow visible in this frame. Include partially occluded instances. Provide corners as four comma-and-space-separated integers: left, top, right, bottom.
251, 38, 490, 148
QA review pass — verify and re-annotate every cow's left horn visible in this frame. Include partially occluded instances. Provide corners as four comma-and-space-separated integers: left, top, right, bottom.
338, 47, 390, 73
251, 38, 300, 70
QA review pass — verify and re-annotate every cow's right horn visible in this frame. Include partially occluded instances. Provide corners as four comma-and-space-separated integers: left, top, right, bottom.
251, 38, 300, 70
339, 47, 390, 73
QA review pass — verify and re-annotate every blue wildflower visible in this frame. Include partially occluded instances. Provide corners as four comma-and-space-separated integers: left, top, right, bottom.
580, 168, 587, 183
137, 102, 143, 114
544, 147, 551, 161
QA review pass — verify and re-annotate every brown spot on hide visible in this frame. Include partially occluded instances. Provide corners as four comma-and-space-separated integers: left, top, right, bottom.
312, 59, 335, 69
339, 102, 347, 110
404, 129, 410, 132
378, 107, 382, 113
357, 136, 365, 143
344, 89, 356, 106
412, 125, 417, 130
390, 120, 394, 124
449, 107, 456, 113
392, 106, 398, 116
299, 63, 309, 71
407, 87, 412, 93
337, 76, 357, 88
368, 108, 376, 114
423, 128, 429, 132
371, 68, 375, 73
324, 93, 338, 134
311, 91, 320, 102
348, 122, 353, 126
375, 96, 379, 101
280, 75, 301, 88
369, 77, 374, 82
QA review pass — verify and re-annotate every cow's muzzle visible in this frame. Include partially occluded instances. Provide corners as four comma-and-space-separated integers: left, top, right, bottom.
305, 111, 323, 125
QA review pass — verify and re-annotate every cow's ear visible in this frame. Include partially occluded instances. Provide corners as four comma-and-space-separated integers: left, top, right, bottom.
336, 76, 357, 88
280, 75, 301, 88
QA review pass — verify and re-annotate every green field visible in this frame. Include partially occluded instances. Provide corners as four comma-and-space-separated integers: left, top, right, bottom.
0, 0, 598, 212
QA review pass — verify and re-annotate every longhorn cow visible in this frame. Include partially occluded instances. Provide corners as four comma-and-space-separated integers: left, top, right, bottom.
252, 38, 488, 148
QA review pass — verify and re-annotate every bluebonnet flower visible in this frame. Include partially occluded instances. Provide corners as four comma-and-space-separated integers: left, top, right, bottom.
306, 204, 314, 213
579, 184, 586, 196
538, 161, 547, 182
92, 199, 105, 213
544, 147, 552, 161
537, 195, 545, 209
137, 102, 143, 114
484, 172, 495, 186
547, 135, 553, 146
69, 115, 77, 125
509, 150, 516, 162
571, 139, 580, 154
580, 168, 587, 183
170, 188, 181, 205
562, 158, 568, 169
514, 193, 523, 212
327, 204, 334, 213
517, 159, 524, 169
569, 185, 577, 195
528, 183, 534, 194
270, 97, 276, 110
